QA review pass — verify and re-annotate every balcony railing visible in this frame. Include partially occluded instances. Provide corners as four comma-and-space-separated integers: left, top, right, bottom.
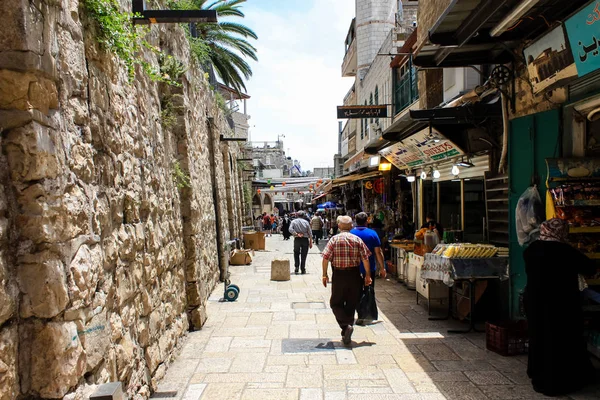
394, 62, 419, 115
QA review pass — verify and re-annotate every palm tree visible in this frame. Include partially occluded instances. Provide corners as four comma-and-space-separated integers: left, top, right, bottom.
173, 0, 258, 93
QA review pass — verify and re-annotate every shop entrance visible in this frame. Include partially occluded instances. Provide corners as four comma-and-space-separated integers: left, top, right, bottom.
463, 179, 486, 243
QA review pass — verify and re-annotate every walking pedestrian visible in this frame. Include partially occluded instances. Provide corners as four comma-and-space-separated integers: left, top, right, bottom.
351, 212, 386, 325
523, 218, 596, 396
289, 211, 312, 274
270, 214, 278, 235
311, 212, 324, 245
282, 215, 291, 240
323, 216, 330, 240
263, 213, 272, 237
321, 215, 372, 346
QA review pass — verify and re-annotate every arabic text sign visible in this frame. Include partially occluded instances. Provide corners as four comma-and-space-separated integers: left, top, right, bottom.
378, 128, 463, 170
565, 1, 600, 77
337, 105, 388, 119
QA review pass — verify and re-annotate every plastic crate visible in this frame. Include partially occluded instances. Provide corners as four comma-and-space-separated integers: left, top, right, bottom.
485, 320, 529, 356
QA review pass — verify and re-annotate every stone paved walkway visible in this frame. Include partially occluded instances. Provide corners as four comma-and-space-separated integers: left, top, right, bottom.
154, 236, 600, 400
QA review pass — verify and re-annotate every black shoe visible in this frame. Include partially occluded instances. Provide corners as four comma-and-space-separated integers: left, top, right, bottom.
301, 270, 306, 274
356, 319, 364, 326
343, 325, 353, 346
295, 269, 299, 275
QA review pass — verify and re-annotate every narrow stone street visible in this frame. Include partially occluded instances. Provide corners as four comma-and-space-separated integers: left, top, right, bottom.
154, 236, 600, 400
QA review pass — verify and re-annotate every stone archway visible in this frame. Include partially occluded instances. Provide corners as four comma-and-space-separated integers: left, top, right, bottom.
263, 193, 273, 214
252, 193, 262, 219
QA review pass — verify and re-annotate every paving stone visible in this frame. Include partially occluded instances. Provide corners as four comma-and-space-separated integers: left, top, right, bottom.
431, 360, 496, 371
416, 344, 461, 361
241, 388, 298, 400
195, 358, 232, 373
464, 370, 512, 385
229, 352, 267, 372
382, 368, 417, 394
435, 381, 489, 399
323, 365, 385, 380
324, 392, 346, 400
308, 354, 337, 365
203, 337, 233, 353
267, 354, 309, 365
230, 337, 271, 348
203, 372, 286, 383
198, 383, 243, 400
154, 237, 539, 400
265, 325, 290, 339
301, 388, 324, 400
335, 349, 357, 364
286, 365, 324, 388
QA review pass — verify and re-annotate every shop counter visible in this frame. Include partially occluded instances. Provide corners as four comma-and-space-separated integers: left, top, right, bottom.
420, 253, 509, 333
421, 254, 509, 286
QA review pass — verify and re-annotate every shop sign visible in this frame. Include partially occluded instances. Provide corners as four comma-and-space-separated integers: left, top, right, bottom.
378, 128, 463, 170
524, 25, 578, 94
337, 105, 388, 119
565, 1, 600, 78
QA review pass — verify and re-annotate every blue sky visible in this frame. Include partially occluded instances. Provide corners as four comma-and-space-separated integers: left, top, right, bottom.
240, 0, 355, 172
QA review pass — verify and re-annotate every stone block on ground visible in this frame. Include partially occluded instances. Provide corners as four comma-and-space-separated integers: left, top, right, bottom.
270, 259, 290, 281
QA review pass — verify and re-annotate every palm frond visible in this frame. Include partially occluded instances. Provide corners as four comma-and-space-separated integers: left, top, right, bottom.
216, 22, 258, 39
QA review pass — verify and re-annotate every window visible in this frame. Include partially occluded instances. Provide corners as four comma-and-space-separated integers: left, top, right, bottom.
369, 93, 374, 124
375, 86, 379, 126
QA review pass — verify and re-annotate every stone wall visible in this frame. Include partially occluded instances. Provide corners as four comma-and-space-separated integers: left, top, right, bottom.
0, 0, 244, 398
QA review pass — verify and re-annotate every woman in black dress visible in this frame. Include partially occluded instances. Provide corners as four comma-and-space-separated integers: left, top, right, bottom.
523, 218, 597, 396
282, 215, 291, 240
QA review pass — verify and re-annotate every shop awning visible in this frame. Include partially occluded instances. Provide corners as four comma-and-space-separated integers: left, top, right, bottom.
311, 192, 328, 203
414, 0, 590, 68
343, 150, 366, 170
410, 102, 502, 124
364, 136, 391, 155
413, 43, 514, 68
381, 109, 427, 142
332, 170, 382, 187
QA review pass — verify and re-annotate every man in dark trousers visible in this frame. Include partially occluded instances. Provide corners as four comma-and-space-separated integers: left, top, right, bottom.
351, 212, 386, 325
289, 211, 312, 274
321, 215, 372, 346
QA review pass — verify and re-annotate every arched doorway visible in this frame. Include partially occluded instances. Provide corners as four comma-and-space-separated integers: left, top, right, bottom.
252, 193, 262, 219
263, 193, 273, 214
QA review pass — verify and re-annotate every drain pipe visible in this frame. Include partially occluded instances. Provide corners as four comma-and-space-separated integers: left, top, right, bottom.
498, 92, 509, 174
206, 117, 226, 281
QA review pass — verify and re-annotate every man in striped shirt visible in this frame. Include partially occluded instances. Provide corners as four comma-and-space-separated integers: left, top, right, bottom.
321, 215, 372, 345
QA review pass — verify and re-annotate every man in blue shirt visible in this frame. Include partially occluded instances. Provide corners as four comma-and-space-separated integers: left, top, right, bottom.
351, 212, 386, 324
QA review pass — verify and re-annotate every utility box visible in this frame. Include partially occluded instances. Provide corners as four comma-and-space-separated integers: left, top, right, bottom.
271, 259, 290, 281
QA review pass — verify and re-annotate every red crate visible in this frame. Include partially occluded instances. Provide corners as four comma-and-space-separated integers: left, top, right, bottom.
486, 320, 529, 356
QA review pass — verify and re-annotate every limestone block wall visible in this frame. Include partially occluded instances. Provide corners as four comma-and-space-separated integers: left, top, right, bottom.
0, 0, 244, 398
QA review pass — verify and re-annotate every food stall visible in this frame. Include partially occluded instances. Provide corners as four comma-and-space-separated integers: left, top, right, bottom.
547, 158, 600, 357
420, 243, 509, 332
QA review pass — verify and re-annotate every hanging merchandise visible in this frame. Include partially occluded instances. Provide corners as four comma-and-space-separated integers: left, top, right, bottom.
257, 189, 261, 194
365, 181, 373, 190
373, 179, 384, 194
515, 185, 544, 246
267, 179, 271, 184
282, 182, 286, 186
270, 185, 275, 190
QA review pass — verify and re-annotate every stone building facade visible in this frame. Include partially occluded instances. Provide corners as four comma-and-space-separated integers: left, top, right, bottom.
0, 0, 245, 398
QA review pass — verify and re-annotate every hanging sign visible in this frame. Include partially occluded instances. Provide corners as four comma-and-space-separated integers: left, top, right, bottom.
378, 128, 463, 169
337, 105, 388, 119
524, 25, 578, 94
364, 181, 373, 190
565, 1, 600, 78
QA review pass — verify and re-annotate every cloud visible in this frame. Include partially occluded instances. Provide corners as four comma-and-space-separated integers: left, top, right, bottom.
241, 0, 355, 171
